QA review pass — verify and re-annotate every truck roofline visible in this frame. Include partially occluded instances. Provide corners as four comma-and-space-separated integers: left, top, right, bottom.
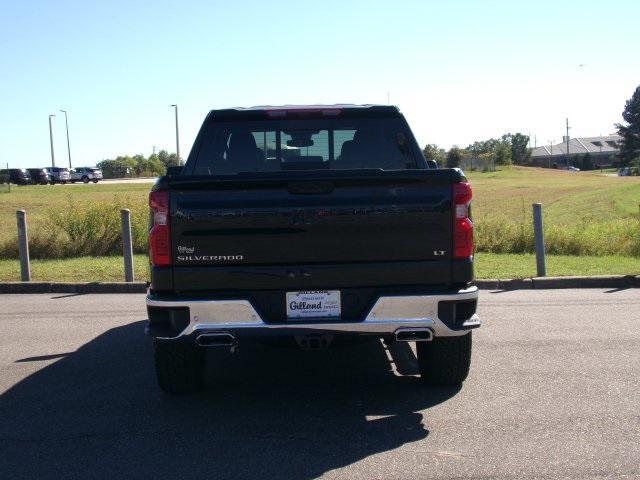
214, 103, 397, 112
207, 104, 402, 121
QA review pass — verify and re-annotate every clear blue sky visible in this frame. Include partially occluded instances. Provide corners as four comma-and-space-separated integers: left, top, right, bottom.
1, 0, 639, 168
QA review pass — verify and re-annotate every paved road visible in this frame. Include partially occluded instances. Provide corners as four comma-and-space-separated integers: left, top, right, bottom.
0, 290, 639, 479
60, 177, 156, 185
97, 177, 156, 184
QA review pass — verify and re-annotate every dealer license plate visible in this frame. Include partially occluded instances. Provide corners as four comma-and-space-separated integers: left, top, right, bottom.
286, 290, 341, 319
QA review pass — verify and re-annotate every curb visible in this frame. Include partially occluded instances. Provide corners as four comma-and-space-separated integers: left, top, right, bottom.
476, 275, 640, 290
0, 276, 638, 293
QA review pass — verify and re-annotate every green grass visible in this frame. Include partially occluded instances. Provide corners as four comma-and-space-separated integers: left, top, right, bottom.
466, 166, 640, 225
0, 255, 150, 282
467, 167, 640, 256
0, 183, 149, 243
0, 184, 150, 258
0, 253, 638, 282
475, 253, 640, 279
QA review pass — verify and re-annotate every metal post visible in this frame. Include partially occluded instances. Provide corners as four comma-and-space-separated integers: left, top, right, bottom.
565, 118, 570, 167
48, 114, 56, 168
16, 210, 31, 281
60, 110, 72, 169
120, 209, 134, 282
171, 104, 181, 165
533, 203, 546, 277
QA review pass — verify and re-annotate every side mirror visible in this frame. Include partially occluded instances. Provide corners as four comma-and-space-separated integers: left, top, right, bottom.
166, 166, 183, 176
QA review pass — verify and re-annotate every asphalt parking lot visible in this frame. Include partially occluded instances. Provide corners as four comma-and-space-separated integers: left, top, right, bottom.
0, 289, 639, 479
52, 177, 156, 185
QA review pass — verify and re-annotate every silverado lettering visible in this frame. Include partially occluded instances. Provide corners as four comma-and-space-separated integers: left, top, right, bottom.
176, 255, 244, 262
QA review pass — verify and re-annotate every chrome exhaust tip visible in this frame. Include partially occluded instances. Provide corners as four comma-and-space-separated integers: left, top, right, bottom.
196, 333, 236, 347
394, 328, 433, 342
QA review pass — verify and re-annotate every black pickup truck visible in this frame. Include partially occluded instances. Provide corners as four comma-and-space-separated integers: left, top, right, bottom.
146, 104, 480, 393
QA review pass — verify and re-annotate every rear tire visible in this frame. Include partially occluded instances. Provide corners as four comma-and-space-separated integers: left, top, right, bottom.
417, 332, 472, 386
154, 339, 205, 394
82, 176, 89, 183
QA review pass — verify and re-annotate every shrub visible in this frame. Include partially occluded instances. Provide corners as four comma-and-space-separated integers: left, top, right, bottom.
0, 195, 148, 259
474, 214, 640, 257
446, 147, 464, 168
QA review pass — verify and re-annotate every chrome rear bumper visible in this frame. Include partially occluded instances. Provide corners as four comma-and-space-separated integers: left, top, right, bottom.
146, 286, 480, 340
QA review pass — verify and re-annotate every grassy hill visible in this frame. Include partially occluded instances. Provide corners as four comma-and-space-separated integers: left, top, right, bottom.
0, 182, 149, 243
468, 167, 640, 224
468, 167, 640, 256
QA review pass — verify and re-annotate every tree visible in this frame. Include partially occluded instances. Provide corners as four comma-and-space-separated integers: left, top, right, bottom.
158, 150, 180, 168
466, 133, 530, 166
466, 139, 500, 156
98, 153, 166, 178
616, 85, 640, 166
494, 142, 512, 165
502, 133, 531, 165
446, 146, 464, 168
97, 156, 136, 178
422, 144, 446, 165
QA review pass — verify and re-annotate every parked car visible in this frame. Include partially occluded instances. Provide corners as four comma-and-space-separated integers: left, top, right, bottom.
26, 168, 51, 185
70, 166, 103, 183
618, 167, 631, 176
46, 167, 71, 184
562, 166, 580, 172
0, 168, 31, 185
146, 104, 480, 393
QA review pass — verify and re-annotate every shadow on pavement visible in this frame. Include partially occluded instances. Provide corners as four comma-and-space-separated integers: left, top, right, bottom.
15, 352, 73, 363
603, 287, 632, 294
0, 321, 460, 479
51, 293, 89, 299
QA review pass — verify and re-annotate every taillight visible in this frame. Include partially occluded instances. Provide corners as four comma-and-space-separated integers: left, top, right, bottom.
149, 191, 171, 266
453, 182, 473, 259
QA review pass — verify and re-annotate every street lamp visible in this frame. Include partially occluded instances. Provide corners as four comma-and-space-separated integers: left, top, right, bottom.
170, 104, 181, 165
48, 114, 56, 168
60, 110, 72, 169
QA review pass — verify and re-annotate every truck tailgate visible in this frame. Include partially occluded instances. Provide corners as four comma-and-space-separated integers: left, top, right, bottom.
166, 171, 456, 290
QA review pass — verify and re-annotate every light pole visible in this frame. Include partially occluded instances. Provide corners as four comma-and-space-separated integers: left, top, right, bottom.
48, 114, 56, 168
170, 104, 181, 165
60, 110, 72, 169
565, 118, 571, 167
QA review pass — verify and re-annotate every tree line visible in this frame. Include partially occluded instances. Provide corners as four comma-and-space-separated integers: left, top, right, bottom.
423, 132, 531, 169
97, 150, 179, 178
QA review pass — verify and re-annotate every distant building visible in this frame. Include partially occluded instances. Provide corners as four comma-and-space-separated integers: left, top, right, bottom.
530, 134, 621, 169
